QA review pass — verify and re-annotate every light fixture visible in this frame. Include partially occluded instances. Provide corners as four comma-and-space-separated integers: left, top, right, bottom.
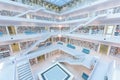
59, 16, 62, 20
58, 25, 62, 28
58, 34, 62, 37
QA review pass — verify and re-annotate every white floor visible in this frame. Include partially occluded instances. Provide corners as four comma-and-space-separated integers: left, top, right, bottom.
31, 52, 91, 80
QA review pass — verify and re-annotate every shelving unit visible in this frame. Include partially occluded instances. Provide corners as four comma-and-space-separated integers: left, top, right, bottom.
20, 41, 36, 50
0, 10, 20, 16
110, 46, 120, 58
69, 38, 99, 52
17, 26, 45, 34
0, 26, 7, 36
0, 50, 10, 59
114, 25, 120, 36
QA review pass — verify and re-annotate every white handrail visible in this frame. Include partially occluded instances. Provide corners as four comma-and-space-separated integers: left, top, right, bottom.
87, 58, 100, 80
15, 8, 45, 17
70, 14, 107, 33
14, 58, 18, 80
21, 32, 51, 55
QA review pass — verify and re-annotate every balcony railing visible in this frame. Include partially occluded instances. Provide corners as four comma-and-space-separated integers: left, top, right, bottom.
0, 10, 20, 16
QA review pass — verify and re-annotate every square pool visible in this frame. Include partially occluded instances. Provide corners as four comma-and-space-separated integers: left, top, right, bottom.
38, 63, 73, 80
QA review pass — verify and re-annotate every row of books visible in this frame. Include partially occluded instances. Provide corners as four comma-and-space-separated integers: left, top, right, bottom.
113, 6, 120, 13
0, 10, 20, 16
29, 58, 36, 65
0, 45, 11, 59
69, 39, 99, 51
76, 26, 104, 34
17, 26, 45, 33
0, 45, 10, 51
110, 46, 120, 58
0, 50, 10, 59
20, 41, 36, 50
0, 26, 7, 34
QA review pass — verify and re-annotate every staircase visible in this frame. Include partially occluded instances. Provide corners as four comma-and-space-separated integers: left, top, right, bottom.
20, 32, 51, 55
56, 55, 97, 69
15, 8, 44, 17
70, 14, 107, 33
17, 61, 34, 80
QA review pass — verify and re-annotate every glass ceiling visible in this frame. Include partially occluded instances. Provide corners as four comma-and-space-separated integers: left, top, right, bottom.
45, 0, 72, 7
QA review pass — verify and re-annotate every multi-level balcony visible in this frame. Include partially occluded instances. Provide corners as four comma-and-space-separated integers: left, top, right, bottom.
0, 0, 118, 24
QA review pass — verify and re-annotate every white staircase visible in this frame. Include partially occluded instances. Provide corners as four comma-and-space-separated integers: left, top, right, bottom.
56, 57, 84, 64
17, 61, 34, 80
15, 8, 44, 17
70, 14, 107, 33
56, 56, 98, 69
20, 32, 51, 55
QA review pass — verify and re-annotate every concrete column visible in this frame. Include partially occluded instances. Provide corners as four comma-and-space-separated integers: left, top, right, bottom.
107, 45, 111, 56
103, 25, 107, 36
18, 42, 21, 51
35, 58, 38, 64
97, 43, 101, 54
112, 25, 117, 37
14, 26, 18, 34
6, 26, 9, 35
9, 44, 13, 55
89, 29, 92, 35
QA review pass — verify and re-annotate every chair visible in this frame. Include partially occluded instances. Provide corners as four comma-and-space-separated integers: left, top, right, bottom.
82, 48, 90, 54
57, 42, 63, 45
0, 32, 3, 36
82, 72, 89, 80
67, 44, 75, 49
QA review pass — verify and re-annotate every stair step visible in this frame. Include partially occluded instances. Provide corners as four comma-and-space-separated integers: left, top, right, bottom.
17, 63, 29, 69
18, 67, 30, 73
20, 75, 33, 80
19, 72, 32, 80
18, 70, 31, 77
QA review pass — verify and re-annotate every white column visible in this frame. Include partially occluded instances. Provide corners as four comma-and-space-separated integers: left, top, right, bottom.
89, 29, 92, 35
35, 58, 38, 64
107, 45, 111, 56
6, 26, 9, 35
103, 25, 107, 36
14, 26, 18, 34
9, 44, 13, 55
70, 38, 71, 44
112, 25, 116, 37
18, 42, 21, 51
44, 54, 46, 60
97, 43, 101, 54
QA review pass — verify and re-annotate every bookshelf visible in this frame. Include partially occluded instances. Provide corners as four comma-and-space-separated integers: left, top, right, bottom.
110, 46, 120, 58
20, 41, 36, 50
114, 25, 120, 36
69, 38, 99, 52
17, 26, 45, 34
0, 10, 20, 16
0, 26, 7, 35
0, 50, 10, 59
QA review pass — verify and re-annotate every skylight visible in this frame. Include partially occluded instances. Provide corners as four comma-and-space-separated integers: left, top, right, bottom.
44, 0, 72, 7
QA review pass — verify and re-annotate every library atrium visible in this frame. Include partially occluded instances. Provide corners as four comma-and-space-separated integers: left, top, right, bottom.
0, 0, 120, 80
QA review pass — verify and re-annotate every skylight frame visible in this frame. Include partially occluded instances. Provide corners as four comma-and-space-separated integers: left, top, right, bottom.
44, 0, 72, 7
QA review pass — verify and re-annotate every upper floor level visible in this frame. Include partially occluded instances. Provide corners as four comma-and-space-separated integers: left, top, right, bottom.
0, 0, 120, 23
